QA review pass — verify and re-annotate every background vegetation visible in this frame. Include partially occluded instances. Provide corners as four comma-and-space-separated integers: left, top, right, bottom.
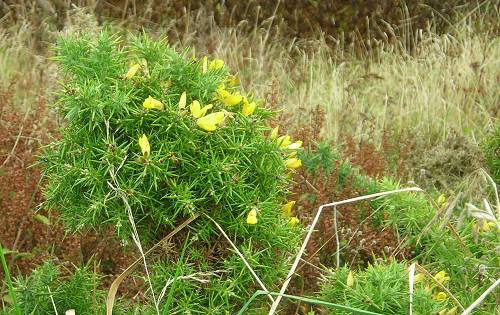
0, 1, 498, 314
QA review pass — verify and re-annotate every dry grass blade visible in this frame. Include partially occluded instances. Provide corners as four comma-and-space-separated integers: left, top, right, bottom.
460, 278, 500, 315
204, 214, 275, 303
268, 187, 424, 314
106, 214, 199, 315
408, 263, 416, 315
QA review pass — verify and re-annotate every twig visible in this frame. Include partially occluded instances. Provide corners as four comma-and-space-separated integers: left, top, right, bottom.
204, 214, 275, 303
267, 187, 423, 314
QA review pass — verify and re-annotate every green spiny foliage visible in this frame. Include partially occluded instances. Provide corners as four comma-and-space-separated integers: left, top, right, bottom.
7, 261, 109, 315
320, 262, 443, 315
40, 31, 302, 313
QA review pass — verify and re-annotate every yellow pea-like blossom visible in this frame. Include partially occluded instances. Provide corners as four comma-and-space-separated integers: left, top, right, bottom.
288, 216, 300, 226
285, 158, 302, 169
143, 96, 164, 110
242, 97, 257, 116
124, 63, 140, 79
437, 194, 447, 207
270, 126, 279, 140
277, 135, 292, 148
209, 59, 224, 70
138, 134, 150, 158
479, 220, 496, 232
178, 91, 187, 110
217, 87, 242, 106
190, 100, 213, 118
282, 200, 296, 217
202, 56, 208, 73
246, 209, 258, 225
434, 271, 450, 284
347, 271, 354, 287
433, 291, 447, 301
288, 140, 303, 150
197, 111, 225, 132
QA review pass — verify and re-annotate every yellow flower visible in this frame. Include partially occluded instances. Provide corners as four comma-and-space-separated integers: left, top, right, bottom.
217, 88, 242, 106
190, 100, 213, 118
434, 271, 450, 284
285, 158, 302, 169
277, 135, 292, 148
413, 273, 425, 284
202, 56, 208, 73
282, 200, 296, 217
288, 216, 300, 226
347, 271, 354, 287
479, 220, 496, 232
433, 291, 447, 301
124, 63, 140, 79
196, 111, 225, 132
288, 140, 303, 150
209, 59, 224, 70
138, 134, 150, 158
270, 126, 279, 140
437, 194, 447, 206
246, 209, 258, 225
242, 97, 257, 116
178, 91, 187, 110
143, 96, 164, 110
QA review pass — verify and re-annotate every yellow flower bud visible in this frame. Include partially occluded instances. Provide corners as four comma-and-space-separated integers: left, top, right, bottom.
178, 91, 187, 110
197, 111, 225, 132
434, 271, 450, 284
209, 59, 224, 70
282, 201, 296, 217
138, 134, 150, 158
347, 271, 354, 287
277, 135, 292, 148
242, 98, 257, 116
143, 96, 164, 110
433, 291, 447, 301
270, 126, 279, 140
288, 216, 300, 226
190, 100, 213, 118
124, 63, 140, 79
202, 56, 208, 73
285, 158, 302, 169
246, 209, 258, 225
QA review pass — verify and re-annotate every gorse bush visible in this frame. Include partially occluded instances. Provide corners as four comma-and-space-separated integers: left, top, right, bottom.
39, 31, 303, 313
320, 262, 444, 315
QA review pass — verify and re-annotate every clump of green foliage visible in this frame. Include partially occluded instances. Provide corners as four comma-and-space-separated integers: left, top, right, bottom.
483, 122, 500, 184
320, 261, 443, 315
39, 32, 302, 313
3, 261, 108, 314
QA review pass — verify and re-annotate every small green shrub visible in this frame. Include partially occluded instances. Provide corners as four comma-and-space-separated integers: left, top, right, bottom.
39, 32, 303, 313
320, 261, 443, 315
6, 261, 109, 314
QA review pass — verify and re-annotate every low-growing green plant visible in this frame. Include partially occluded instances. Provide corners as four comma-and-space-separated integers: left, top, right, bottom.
3, 261, 108, 314
320, 261, 444, 315
39, 31, 303, 313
